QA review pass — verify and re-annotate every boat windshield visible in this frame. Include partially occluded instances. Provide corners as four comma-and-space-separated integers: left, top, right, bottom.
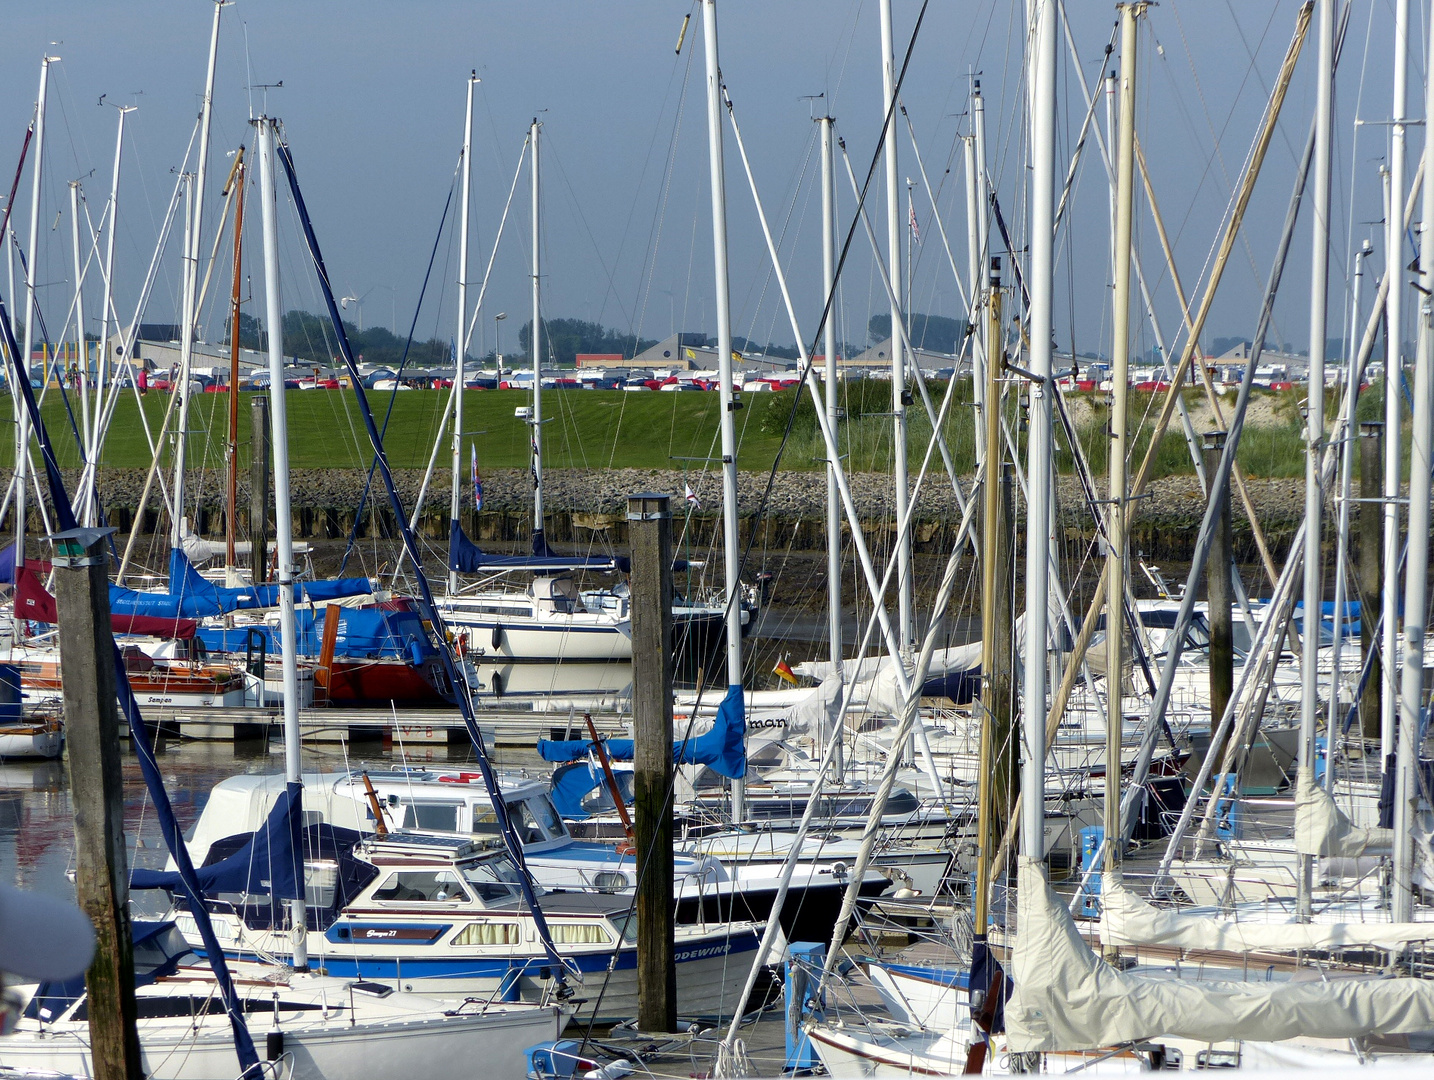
460, 855, 524, 902
507, 796, 567, 843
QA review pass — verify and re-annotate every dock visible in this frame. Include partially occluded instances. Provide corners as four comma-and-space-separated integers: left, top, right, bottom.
102, 701, 631, 748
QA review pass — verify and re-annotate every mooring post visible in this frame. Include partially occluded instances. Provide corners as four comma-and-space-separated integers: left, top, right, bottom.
628, 492, 675, 1033
250, 396, 270, 584
1203, 431, 1234, 757
51, 526, 143, 1080
1359, 420, 1383, 742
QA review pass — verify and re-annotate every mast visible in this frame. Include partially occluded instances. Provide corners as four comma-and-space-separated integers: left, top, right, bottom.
878, 0, 914, 656
94, 106, 133, 496
1105, 2, 1141, 887
820, 114, 844, 783
529, 117, 545, 542
1023, 0, 1057, 860
964, 123, 984, 466
1392, 3, 1434, 927
68, 181, 90, 475
700, 0, 748, 821
15, 54, 57, 583
1381, 0, 1409, 768
972, 84, 991, 436
170, 0, 223, 551
1326, 238, 1370, 792
255, 115, 306, 967
450, 73, 476, 592
1297, 0, 1335, 919
224, 149, 247, 580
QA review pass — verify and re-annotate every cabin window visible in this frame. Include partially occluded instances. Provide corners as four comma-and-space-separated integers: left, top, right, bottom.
452, 921, 521, 946
472, 805, 502, 837
372, 870, 472, 903
611, 915, 640, 945
404, 801, 463, 832
547, 922, 611, 945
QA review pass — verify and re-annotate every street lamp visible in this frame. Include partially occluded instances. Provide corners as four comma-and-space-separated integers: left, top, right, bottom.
494, 312, 507, 378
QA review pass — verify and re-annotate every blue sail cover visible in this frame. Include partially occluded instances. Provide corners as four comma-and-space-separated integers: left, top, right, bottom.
108, 549, 371, 620
131, 783, 304, 900
537, 682, 748, 780
449, 521, 624, 574
195, 604, 439, 662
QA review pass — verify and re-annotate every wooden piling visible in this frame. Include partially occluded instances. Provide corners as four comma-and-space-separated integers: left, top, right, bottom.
53, 529, 143, 1080
628, 492, 675, 1033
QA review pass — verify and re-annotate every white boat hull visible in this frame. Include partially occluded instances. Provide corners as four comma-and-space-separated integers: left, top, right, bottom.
0, 718, 61, 759
0, 1005, 561, 1080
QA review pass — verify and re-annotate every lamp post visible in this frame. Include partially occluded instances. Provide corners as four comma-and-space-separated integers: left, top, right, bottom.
494, 312, 507, 378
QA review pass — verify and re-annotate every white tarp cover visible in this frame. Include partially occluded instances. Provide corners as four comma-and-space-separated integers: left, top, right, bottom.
781, 675, 844, 742
792, 641, 983, 687
1100, 872, 1434, 952
1294, 766, 1393, 857
1007, 856, 1434, 1052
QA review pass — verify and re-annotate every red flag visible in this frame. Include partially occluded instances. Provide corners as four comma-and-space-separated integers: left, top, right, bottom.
773, 659, 798, 685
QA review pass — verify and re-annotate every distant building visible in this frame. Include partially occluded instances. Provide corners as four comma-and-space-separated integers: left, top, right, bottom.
848, 337, 965, 372
104, 331, 267, 380
628, 332, 790, 372
574, 353, 625, 369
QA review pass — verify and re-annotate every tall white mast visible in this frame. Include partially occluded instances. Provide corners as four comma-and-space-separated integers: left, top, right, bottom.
171, 0, 223, 550
15, 55, 57, 580
449, 73, 476, 593
1381, 0, 1410, 766
964, 133, 984, 466
1296, 0, 1335, 920
1023, 0, 1057, 859
878, 0, 913, 656
94, 106, 134, 485
821, 114, 844, 783
701, 0, 748, 821
530, 118, 545, 541
68, 181, 90, 472
255, 115, 306, 967
1325, 238, 1370, 792
1105, 2, 1141, 882
1392, 2, 1434, 927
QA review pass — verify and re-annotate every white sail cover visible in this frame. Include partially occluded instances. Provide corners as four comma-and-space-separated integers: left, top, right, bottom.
1007, 856, 1434, 1052
1294, 766, 1393, 857
1099, 873, 1434, 952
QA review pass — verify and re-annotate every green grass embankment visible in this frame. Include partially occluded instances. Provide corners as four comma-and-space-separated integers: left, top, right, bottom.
3, 380, 1405, 479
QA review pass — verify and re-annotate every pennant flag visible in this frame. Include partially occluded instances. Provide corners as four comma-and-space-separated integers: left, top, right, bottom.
471, 445, 483, 512
909, 201, 921, 244
684, 482, 701, 510
774, 658, 799, 685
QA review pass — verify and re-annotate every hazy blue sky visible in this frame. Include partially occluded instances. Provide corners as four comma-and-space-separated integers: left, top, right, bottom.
0, 1, 1421, 363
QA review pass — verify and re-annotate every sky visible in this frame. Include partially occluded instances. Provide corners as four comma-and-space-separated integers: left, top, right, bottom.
0, 1, 1424, 365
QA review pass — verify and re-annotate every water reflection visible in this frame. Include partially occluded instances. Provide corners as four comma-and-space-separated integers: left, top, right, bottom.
0, 733, 535, 907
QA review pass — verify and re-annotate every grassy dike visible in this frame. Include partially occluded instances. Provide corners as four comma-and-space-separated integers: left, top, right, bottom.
4, 382, 1402, 479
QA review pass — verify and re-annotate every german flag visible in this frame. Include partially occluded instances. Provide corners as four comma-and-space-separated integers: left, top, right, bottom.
773, 659, 798, 685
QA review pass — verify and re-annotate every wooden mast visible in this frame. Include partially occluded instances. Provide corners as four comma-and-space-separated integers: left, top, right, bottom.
223, 147, 246, 579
